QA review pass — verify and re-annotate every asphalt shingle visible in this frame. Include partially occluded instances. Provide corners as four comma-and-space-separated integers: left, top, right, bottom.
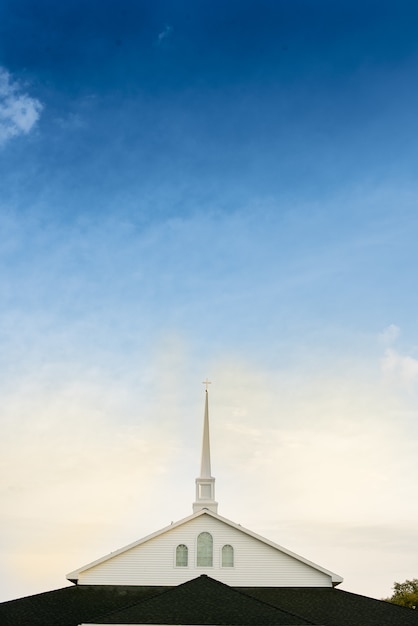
93, 575, 313, 625
1, 576, 418, 626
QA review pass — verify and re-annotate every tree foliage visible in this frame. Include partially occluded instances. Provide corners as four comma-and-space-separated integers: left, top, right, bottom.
383, 579, 418, 609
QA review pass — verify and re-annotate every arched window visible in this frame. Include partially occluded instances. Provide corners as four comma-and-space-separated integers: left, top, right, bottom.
197, 532, 213, 566
222, 544, 234, 567
176, 544, 188, 567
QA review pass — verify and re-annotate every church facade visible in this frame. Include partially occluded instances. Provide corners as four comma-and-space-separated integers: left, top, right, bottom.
67, 389, 341, 590
1, 387, 417, 626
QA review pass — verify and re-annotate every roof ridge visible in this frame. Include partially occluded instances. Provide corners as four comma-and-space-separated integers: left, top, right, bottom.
84, 576, 317, 625
1, 585, 74, 604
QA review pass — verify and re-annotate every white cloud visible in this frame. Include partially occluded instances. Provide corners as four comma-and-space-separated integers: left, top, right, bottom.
0, 67, 43, 145
381, 348, 418, 387
156, 24, 173, 45
378, 324, 400, 346
211, 360, 418, 523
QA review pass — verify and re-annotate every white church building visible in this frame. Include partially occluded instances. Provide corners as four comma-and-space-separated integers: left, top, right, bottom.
67, 387, 342, 590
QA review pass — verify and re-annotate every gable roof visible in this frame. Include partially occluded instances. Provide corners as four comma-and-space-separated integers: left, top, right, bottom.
2, 578, 418, 626
66, 509, 342, 586
85, 575, 313, 625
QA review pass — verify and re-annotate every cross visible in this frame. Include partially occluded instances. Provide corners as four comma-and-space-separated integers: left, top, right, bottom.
202, 378, 212, 391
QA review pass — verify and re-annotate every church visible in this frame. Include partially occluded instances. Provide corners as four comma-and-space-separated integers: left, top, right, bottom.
1, 386, 417, 626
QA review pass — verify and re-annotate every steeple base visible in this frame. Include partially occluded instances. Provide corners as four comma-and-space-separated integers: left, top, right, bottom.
193, 476, 218, 513
193, 500, 218, 514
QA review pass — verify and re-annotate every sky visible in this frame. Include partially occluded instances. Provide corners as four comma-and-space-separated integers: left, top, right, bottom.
1, 0, 418, 603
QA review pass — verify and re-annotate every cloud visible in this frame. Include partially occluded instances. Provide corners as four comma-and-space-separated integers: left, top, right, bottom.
381, 348, 418, 387
156, 24, 173, 45
0, 67, 43, 145
206, 357, 417, 514
378, 327, 418, 388
378, 324, 400, 346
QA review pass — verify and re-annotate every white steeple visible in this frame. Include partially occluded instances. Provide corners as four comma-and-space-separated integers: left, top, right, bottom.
193, 380, 218, 513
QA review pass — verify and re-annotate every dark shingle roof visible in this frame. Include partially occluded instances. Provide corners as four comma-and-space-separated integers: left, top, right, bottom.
241, 585, 418, 626
93, 575, 313, 625
0, 584, 166, 626
1, 577, 418, 626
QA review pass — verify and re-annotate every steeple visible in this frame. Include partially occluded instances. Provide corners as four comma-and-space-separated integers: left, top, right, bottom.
193, 381, 218, 514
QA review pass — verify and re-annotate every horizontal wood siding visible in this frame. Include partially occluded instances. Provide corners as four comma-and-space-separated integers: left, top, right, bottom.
78, 514, 332, 587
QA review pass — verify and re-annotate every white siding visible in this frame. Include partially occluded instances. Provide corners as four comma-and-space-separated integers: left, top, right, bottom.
78, 514, 332, 587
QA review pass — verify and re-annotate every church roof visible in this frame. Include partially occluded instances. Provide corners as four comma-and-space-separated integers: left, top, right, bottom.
86, 575, 313, 625
1, 577, 418, 626
66, 508, 343, 586
243, 585, 418, 626
0, 584, 165, 626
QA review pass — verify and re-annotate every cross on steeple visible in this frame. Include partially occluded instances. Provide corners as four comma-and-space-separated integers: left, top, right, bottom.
202, 378, 212, 391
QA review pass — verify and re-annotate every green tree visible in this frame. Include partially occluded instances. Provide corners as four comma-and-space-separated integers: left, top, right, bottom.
383, 579, 418, 609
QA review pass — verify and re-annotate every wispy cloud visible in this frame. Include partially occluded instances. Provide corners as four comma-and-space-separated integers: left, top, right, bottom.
381, 348, 418, 387
378, 326, 418, 388
156, 24, 173, 46
0, 67, 43, 146
378, 324, 400, 346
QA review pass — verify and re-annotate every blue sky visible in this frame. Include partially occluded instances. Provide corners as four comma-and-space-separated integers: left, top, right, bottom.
1, 0, 418, 602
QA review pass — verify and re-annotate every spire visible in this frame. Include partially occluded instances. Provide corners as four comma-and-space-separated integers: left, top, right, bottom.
193, 381, 218, 514
200, 386, 211, 478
